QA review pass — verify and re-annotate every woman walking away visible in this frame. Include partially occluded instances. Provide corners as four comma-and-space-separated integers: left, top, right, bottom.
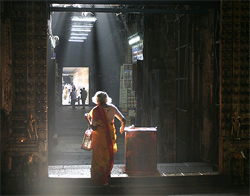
85, 91, 126, 189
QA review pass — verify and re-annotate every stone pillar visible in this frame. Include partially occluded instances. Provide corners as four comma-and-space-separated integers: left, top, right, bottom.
1, 1, 48, 193
1, 2, 13, 185
143, 12, 176, 162
219, 0, 249, 185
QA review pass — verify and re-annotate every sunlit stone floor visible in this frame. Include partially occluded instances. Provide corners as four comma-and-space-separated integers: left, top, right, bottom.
48, 163, 218, 178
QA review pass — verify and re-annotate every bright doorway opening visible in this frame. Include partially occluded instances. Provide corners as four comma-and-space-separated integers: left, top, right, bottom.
62, 67, 89, 106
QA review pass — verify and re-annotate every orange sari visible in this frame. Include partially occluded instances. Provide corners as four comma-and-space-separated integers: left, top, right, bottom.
89, 106, 117, 186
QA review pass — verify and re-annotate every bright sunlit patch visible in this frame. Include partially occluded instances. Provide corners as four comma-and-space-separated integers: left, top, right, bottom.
71, 28, 91, 32
71, 17, 97, 22
52, 3, 88, 8
68, 39, 84, 42
71, 33, 88, 36
72, 25, 93, 28
128, 36, 140, 45
68, 14, 96, 43
70, 36, 87, 39
48, 165, 128, 178
62, 67, 89, 105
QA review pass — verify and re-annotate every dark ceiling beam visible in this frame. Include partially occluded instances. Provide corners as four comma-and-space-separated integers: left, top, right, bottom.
47, 0, 211, 6
48, 7, 206, 14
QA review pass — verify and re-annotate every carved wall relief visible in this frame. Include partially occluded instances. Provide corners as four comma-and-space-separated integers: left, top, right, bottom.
220, 1, 249, 183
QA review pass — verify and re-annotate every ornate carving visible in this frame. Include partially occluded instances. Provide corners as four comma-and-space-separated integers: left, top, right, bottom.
25, 112, 38, 141
22, 153, 39, 190
1, 109, 12, 136
231, 149, 248, 185
231, 107, 241, 139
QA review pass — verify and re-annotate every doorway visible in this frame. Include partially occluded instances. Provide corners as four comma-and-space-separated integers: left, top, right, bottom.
47, 7, 127, 172
62, 67, 89, 106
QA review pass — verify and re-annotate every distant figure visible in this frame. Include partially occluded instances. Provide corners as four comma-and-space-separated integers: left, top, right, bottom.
63, 87, 68, 100
80, 88, 87, 109
70, 88, 76, 109
68, 89, 71, 104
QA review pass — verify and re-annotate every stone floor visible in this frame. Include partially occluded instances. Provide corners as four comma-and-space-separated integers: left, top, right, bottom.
48, 163, 219, 178
48, 105, 218, 179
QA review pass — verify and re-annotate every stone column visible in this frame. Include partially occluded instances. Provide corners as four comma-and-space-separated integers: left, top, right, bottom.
219, 0, 249, 184
1, 1, 48, 192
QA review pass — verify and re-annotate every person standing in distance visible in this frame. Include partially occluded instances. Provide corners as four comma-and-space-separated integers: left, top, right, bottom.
80, 88, 87, 109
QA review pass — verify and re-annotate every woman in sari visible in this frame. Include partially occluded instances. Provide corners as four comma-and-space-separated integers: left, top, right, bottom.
85, 91, 126, 187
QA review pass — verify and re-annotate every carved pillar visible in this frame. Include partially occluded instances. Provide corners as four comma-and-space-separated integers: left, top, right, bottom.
219, 0, 249, 184
1, 1, 48, 192
1, 1, 13, 185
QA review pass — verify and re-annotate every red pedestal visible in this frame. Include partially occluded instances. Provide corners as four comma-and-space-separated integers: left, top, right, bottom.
123, 127, 159, 176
